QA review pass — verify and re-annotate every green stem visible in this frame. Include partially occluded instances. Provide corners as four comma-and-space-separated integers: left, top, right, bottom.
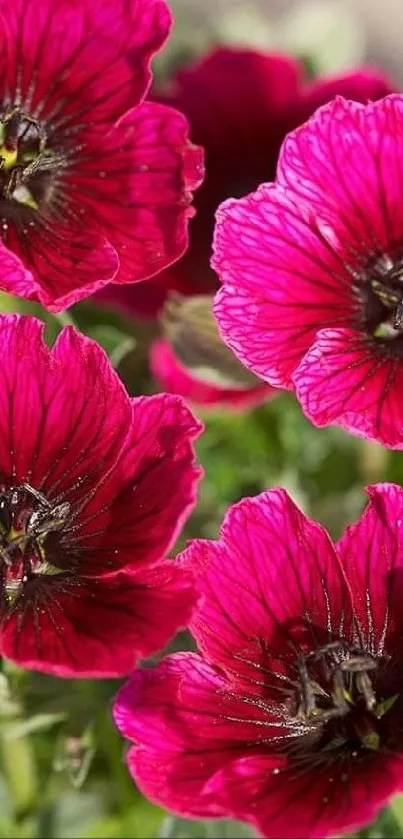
359, 438, 389, 483
53, 308, 76, 328
0, 725, 38, 818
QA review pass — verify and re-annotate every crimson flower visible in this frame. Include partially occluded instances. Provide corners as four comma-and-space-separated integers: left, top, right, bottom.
213, 95, 403, 448
115, 484, 403, 838
0, 0, 203, 312
0, 314, 201, 677
100, 47, 394, 319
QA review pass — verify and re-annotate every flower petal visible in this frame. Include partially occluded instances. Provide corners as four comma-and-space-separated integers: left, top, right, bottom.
212, 186, 353, 388
7, 226, 119, 312
209, 752, 403, 839
0, 0, 171, 130
1, 563, 194, 677
0, 315, 131, 492
277, 96, 403, 255
293, 328, 403, 448
77, 393, 203, 576
114, 653, 282, 816
180, 489, 352, 680
73, 103, 203, 285
296, 70, 396, 123
337, 483, 403, 656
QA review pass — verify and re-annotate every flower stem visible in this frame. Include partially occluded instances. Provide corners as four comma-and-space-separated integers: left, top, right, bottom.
0, 726, 38, 817
53, 308, 76, 328
359, 438, 389, 483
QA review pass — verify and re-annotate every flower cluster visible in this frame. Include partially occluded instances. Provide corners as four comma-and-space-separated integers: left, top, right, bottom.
2, 1, 403, 838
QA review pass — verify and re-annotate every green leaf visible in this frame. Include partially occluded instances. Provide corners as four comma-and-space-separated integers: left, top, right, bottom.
2, 711, 67, 741
159, 816, 255, 838
87, 325, 136, 368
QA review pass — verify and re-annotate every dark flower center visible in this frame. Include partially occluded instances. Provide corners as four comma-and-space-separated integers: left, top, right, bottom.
362, 253, 403, 339
293, 641, 398, 758
0, 106, 60, 218
0, 483, 70, 606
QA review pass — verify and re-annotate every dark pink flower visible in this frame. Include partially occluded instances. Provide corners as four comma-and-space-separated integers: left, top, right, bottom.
0, 314, 201, 677
99, 48, 394, 320
114, 484, 403, 838
0, 0, 203, 312
213, 95, 403, 448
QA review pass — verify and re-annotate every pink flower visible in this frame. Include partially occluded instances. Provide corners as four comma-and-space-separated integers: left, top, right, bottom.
213, 95, 403, 448
114, 484, 403, 839
0, 0, 203, 312
0, 314, 201, 677
99, 48, 394, 320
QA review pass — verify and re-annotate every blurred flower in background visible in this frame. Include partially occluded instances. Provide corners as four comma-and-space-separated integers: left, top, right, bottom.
99, 43, 393, 409
150, 293, 275, 409
102, 47, 393, 320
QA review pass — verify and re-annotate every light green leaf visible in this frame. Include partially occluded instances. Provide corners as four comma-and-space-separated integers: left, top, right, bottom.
87, 325, 136, 368
160, 816, 255, 838
2, 711, 67, 741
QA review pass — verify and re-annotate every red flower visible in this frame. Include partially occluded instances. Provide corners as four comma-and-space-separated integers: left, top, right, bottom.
213, 95, 403, 448
100, 47, 394, 319
0, 315, 201, 677
114, 485, 403, 838
0, 0, 203, 312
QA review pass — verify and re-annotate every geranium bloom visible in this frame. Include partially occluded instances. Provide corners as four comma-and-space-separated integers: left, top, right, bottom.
0, 314, 201, 677
0, 0, 203, 312
150, 293, 274, 410
213, 95, 403, 448
114, 484, 403, 839
100, 47, 393, 319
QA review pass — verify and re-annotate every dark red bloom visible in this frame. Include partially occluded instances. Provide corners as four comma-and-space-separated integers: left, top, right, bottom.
0, 315, 201, 677
0, 0, 203, 312
100, 47, 394, 319
115, 485, 403, 838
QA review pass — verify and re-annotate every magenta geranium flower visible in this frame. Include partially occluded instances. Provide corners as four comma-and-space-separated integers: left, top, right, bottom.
0, 314, 201, 677
213, 95, 403, 448
114, 484, 403, 839
98, 47, 393, 320
150, 293, 275, 411
0, 0, 203, 312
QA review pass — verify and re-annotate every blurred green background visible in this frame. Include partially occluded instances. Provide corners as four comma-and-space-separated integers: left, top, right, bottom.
1, 0, 403, 836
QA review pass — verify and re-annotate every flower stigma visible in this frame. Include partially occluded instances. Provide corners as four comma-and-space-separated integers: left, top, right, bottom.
0, 483, 70, 606
294, 640, 398, 757
0, 106, 60, 214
